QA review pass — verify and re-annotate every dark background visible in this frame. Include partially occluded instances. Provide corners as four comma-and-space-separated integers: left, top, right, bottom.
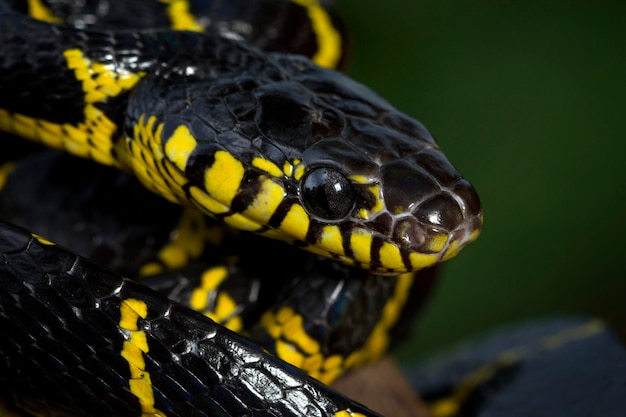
337, 0, 626, 363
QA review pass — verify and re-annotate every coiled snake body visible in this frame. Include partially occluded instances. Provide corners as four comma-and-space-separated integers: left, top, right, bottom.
0, 1, 482, 416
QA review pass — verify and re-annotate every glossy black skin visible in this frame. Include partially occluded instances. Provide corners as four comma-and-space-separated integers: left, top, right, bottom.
0, 221, 381, 417
0, 0, 481, 415
7, 0, 347, 67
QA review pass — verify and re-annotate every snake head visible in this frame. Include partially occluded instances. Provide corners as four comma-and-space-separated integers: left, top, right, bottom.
233, 56, 483, 273
289, 68, 483, 273
127, 41, 482, 273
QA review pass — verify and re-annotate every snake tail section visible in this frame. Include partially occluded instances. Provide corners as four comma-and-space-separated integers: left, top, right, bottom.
0, 221, 381, 417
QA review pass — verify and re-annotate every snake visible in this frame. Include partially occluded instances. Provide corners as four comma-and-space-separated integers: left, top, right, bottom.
0, 0, 483, 416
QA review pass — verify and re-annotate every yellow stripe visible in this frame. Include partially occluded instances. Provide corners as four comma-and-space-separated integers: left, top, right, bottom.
426, 233, 449, 253
291, 0, 342, 68
378, 242, 404, 270
27, 0, 62, 23
190, 266, 228, 311
241, 178, 285, 225
318, 225, 344, 256
252, 157, 283, 178
32, 234, 55, 246
189, 186, 230, 215
159, 0, 203, 31
164, 125, 197, 171
0, 49, 143, 169
119, 299, 166, 417
349, 230, 372, 265
409, 252, 438, 270
279, 204, 310, 241
128, 115, 181, 204
223, 212, 262, 232
203, 150, 245, 209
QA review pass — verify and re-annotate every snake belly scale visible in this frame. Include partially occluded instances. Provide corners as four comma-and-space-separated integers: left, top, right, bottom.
0, 0, 483, 416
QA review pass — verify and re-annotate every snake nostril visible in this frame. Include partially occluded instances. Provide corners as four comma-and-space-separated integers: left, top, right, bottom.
415, 193, 463, 231
392, 217, 426, 248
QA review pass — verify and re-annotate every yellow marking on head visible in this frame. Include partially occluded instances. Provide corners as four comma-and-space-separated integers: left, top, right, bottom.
119, 299, 166, 417
441, 240, 460, 261
349, 230, 372, 265
0, 161, 15, 191
293, 163, 306, 181
356, 208, 370, 220
368, 185, 384, 213
27, 0, 62, 23
223, 212, 262, 231
348, 175, 369, 184
252, 157, 283, 178
318, 225, 344, 256
304, 244, 334, 260
282, 160, 294, 177
291, 0, 342, 68
159, 0, 204, 31
427, 233, 449, 253
258, 228, 295, 244
378, 242, 404, 270
409, 252, 439, 269
165, 125, 197, 171
350, 185, 385, 220
242, 178, 285, 225
204, 150, 245, 208
278, 204, 310, 241
127, 116, 182, 204
189, 186, 229, 214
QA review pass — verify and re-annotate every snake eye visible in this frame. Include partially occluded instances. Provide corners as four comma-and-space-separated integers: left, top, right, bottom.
301, 167, 356, 220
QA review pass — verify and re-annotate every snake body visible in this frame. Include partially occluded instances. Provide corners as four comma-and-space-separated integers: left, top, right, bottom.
0, 1, 483, 416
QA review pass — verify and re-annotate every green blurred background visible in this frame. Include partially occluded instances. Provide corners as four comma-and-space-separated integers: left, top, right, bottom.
337, 0, 626, 363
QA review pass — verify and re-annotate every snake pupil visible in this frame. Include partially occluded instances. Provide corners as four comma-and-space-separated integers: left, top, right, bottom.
301, 167, 355, 220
